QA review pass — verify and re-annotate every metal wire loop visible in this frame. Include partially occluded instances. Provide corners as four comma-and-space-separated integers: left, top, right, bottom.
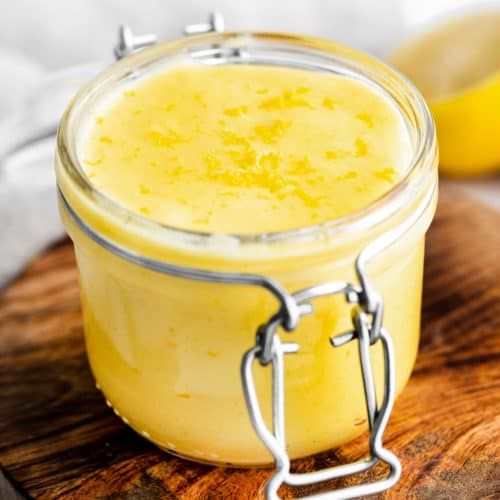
241, 299, 401, 499
256, 276, 384, 366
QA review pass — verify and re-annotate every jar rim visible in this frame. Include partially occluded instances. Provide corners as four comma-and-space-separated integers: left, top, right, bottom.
57, 31, 438, 253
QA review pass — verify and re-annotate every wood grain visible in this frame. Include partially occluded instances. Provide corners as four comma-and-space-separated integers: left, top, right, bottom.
0, 183, 499, 499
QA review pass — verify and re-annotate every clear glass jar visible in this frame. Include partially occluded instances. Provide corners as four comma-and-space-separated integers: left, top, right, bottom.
55, 31, 437, 471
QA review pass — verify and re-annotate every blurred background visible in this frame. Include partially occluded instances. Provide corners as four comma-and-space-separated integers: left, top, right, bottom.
0, 0, 485, 104
0, 0, 499, 285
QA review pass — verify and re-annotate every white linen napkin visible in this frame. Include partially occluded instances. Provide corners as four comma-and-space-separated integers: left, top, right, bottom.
0, 58, 104, 286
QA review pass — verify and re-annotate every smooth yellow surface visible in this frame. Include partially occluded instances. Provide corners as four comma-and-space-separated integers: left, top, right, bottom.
60, 63, 430, 465
391, 12, 500, 176
69, 223, 424, 465
82, 65, 410, 233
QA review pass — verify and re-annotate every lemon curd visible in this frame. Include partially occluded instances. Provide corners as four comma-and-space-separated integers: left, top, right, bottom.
82, 65, 410, 233
56, 38, 437, 467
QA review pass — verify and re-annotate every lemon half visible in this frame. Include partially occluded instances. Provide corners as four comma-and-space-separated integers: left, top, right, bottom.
391, 11, 500, 177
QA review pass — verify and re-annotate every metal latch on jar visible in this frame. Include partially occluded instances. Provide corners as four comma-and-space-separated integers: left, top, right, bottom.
114, 12, 225, 60
241, 279, 400, 500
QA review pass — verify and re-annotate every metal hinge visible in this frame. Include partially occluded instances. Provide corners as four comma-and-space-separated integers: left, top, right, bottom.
114, 11, 225, 60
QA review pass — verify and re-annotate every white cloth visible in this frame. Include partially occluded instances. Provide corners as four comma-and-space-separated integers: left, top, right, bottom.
0, 0, 497, 287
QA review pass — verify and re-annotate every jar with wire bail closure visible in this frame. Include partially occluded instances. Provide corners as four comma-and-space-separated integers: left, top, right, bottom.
55, 13, 438, 499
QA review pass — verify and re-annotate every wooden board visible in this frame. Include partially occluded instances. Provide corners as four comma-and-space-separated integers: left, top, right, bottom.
0, 184, 499, 499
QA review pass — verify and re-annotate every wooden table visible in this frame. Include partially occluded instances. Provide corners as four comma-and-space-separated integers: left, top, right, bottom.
0, 184, 499, 499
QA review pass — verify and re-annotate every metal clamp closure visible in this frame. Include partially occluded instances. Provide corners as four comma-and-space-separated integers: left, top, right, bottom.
114, 12, 225, 60
241, 280, 401, 499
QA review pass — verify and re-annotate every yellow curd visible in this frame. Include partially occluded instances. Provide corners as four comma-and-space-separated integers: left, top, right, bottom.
56, 34, 437, 466
82, 65, 409, 233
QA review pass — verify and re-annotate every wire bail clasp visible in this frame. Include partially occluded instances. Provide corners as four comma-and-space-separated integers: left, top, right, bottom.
114, 25, 157, 60
241, 277, 401, 499
114, 12, 225, 60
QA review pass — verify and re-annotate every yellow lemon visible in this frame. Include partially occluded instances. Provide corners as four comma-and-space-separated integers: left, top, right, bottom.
390, 11, 500, 177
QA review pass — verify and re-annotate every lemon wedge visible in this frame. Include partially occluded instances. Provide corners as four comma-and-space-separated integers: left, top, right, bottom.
390, 11, 500, 177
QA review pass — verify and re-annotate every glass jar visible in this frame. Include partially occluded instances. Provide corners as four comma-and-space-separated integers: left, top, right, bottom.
55, 29, 437, 497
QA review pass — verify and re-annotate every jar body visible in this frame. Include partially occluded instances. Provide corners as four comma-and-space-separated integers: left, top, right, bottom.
55, 30, 438, 467
61, 200, 427, 465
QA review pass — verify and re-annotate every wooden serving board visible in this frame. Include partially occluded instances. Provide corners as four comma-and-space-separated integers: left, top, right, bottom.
0, 183, 499, 499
